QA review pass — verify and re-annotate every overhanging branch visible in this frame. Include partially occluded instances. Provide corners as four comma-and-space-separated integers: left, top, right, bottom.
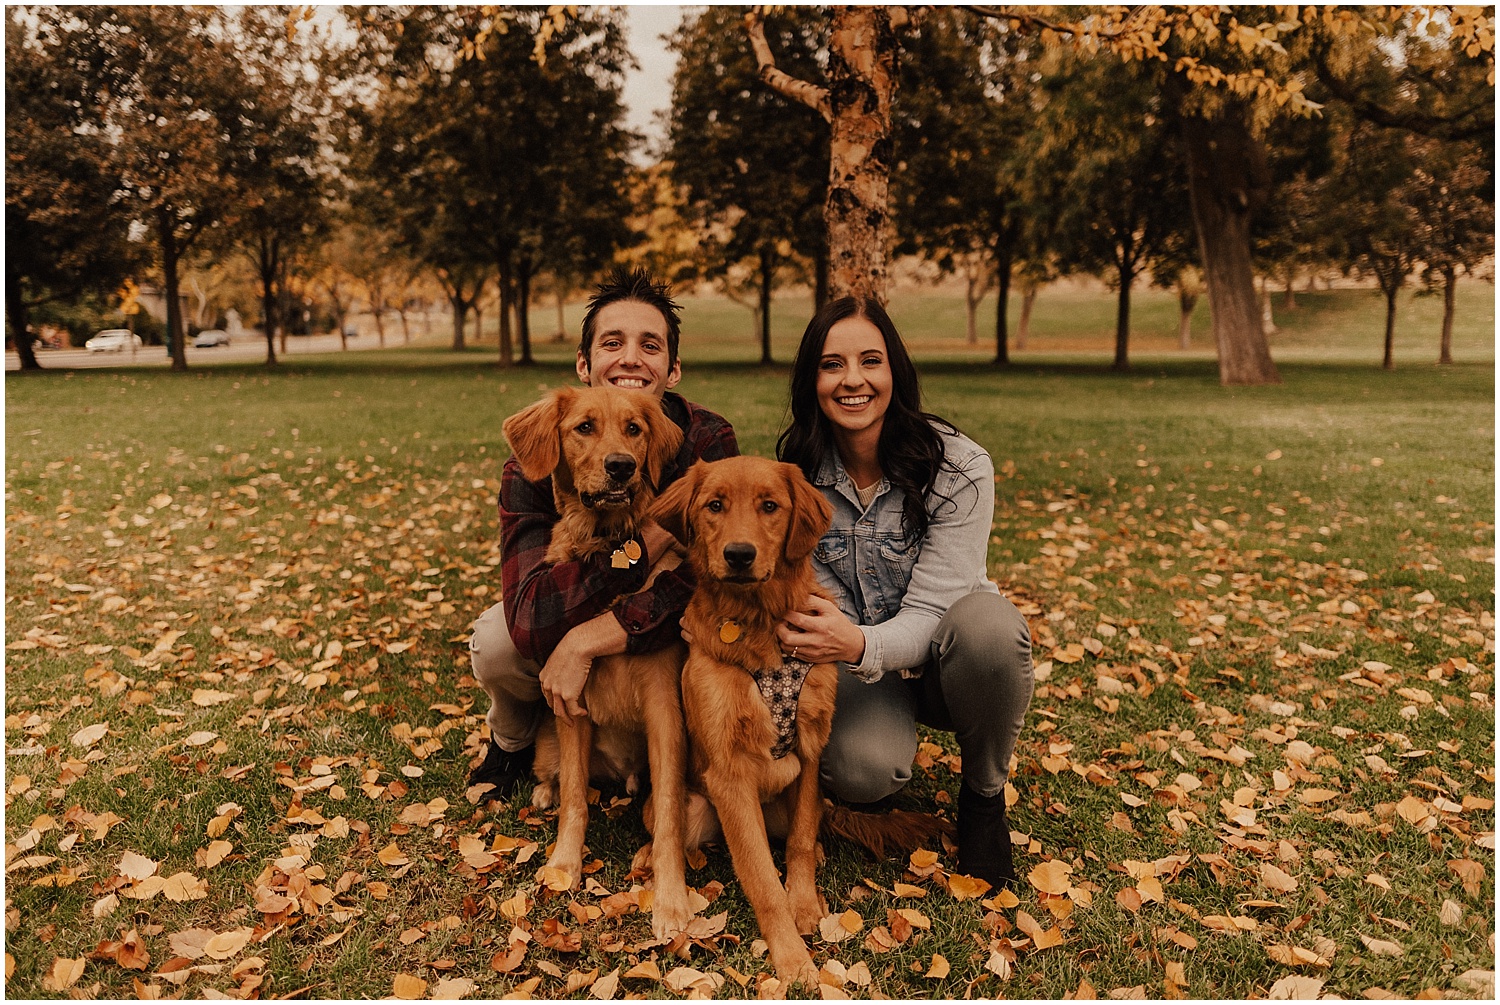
743, 8, 831, 123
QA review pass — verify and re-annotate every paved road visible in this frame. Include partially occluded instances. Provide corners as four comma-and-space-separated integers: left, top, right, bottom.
6, 333, 385, 371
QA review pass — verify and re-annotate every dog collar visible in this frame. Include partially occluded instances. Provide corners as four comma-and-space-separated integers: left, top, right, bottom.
752, 657, 814, 760
610, 538, 643, 570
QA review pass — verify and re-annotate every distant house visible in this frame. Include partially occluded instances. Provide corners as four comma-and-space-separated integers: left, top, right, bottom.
135, 284, 194, 328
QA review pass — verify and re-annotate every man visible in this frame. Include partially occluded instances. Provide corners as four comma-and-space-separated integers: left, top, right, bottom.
467, 267, 739, 796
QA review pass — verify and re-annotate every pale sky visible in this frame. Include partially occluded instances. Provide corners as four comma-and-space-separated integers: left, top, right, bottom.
621, 4, 687, 158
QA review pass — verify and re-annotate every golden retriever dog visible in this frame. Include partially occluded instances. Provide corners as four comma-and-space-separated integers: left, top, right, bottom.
501, 385, 694, 939
649, 455, 839, 987
653, 455, 954, 987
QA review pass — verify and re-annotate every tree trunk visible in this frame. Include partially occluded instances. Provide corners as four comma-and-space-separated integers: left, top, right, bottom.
1439, 266, 1455, 364
745, 8, 896, 302
517, 258, 534, 365
964, 270, 981, 346
1180, 111, 1280, 385
278, 257, 291, 356
6, 261, 40, 371
260, 238, 280, 366
1382, 282, 1398, 370
992, 244, 1012, 366
1178, 290, 1198, 350
1282, 279, 1296, 310
1113, 269, 1133, 371
497, 256, 514, 367
451, 294, 468, 351
398, 306, 410, 344
372, 304, 386, 348
814, 244, 829, 312
758, 248, 774, 365
822, 8, 898, 302
1016, 285, 1037, 351
474, 302, 483, 345
160, 215, 187, 371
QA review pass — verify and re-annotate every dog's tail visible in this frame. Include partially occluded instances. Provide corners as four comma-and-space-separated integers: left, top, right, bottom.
821, 803, 955, 860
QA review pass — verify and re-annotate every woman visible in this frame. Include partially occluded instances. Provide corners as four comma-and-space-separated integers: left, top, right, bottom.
775, 296, 1034, 888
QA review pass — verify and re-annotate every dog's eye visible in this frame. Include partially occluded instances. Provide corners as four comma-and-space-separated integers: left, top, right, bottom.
625, 421, 642, 436
706, 499, 723, 513
761, 500, 779, 514
576, 420, 593, 435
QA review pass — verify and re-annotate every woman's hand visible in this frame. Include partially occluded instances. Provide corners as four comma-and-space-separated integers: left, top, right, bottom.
777, 594, 866, 665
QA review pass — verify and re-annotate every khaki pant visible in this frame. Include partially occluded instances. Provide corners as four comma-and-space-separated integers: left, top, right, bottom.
469, 601, 547, 753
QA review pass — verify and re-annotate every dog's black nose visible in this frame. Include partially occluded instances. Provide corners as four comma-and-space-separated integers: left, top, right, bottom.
604, 453, 637, 483
723, 542, 757, 571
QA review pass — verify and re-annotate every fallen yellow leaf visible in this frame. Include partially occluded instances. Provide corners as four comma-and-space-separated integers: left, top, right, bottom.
392, 972, 427, 999
1028, 859, 1073, 895
41, 957, 85, 992
161, 871, 208, 902
377, 842, 409, 867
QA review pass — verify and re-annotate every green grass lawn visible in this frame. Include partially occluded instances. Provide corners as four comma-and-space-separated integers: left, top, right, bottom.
5, 285, 1494, 1000
484, 276, 1495, 368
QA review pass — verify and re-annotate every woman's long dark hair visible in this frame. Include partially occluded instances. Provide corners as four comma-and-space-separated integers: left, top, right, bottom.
776, 296, 956, 541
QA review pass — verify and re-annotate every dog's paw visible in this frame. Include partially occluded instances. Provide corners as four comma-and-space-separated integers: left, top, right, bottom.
538, 856, 581, 890
649, 886, 691, 941
771, 952, 820, 994
530, 780, 558, 811
788, 889, 826, 937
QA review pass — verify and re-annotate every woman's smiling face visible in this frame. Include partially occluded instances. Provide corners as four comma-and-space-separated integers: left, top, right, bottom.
815, 316, 892, 441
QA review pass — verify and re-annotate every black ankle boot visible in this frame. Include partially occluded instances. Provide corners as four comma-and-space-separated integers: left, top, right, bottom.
956, 783, 1016, 889
466, 740, 534, 799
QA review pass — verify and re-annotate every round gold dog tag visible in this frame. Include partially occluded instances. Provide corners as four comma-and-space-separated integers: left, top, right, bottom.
719, 621, 741, 644
623, 539, 642, 562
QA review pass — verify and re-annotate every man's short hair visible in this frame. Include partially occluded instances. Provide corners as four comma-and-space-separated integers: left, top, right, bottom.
579, 266, 682, 369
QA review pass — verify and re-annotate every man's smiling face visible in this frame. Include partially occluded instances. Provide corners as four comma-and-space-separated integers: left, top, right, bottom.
576, 300, 681, 398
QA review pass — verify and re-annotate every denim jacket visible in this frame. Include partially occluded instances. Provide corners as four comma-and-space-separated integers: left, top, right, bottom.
810, 426, 1000, 684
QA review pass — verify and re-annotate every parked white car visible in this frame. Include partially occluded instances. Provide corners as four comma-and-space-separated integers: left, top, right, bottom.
85, 329, 143, 352
193, 329, 231, 347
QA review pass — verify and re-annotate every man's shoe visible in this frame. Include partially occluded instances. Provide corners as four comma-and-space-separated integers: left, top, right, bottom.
956, 782, 1016, 890
467, 740, 534, 799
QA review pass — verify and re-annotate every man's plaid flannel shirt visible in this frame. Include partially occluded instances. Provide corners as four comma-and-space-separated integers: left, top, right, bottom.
499, 391, 739, 664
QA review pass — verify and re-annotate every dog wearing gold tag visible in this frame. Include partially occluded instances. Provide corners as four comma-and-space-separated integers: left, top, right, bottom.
653, 455, 956, 987
500, 385, 695, 939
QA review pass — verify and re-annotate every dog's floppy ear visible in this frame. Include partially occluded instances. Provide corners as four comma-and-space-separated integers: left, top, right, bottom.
502, 388, 574, 481
642, 398, 685, 490
782, 462, 833, 562
650, 460, 703, 545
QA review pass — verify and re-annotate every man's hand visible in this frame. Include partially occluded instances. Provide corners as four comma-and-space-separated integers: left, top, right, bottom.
777, 594, 865, 665
540, 638, 592, 719
539, 612, 630, 720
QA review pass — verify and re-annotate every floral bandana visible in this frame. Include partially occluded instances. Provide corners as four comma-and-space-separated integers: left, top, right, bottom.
751, 657, 814, 759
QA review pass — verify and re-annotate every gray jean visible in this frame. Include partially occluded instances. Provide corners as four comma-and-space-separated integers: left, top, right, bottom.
819, 590, 1034, 802
468, 601, 547, 753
